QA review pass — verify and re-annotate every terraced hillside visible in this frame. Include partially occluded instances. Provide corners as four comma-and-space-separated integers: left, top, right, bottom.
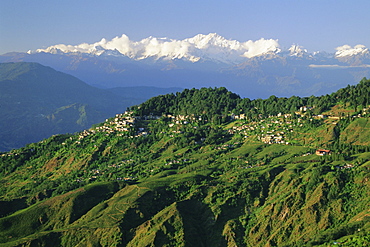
0, 80, 370, 246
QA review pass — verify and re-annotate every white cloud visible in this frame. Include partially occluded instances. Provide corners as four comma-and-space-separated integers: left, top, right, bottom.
335, 44, 369, 57
35, 33, 282, 62
309, 64, 370, 68
104, 34, 133, 56
141, 39, 191, 60
241, 38, 280, 58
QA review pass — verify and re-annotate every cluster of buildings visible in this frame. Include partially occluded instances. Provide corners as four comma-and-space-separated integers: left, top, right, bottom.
259, 133, 288, 145
228, 117, 298, 144
315, 149, 331, 156
75, 112, 149, 143
166, 114, 205, 129
74, 158, 138, 182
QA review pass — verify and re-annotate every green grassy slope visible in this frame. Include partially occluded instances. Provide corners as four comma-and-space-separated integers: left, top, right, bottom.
1, 149, 369, 246
0, 82, 370, 246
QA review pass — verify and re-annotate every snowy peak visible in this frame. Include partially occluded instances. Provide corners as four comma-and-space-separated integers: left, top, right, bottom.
32, 33, 281, 64
288, 45, 308, 57
186, 33, 240, 50
30, 33, 369, 64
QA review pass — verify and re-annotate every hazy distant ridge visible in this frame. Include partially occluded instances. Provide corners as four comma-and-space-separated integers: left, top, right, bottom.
1, 33, 370, 98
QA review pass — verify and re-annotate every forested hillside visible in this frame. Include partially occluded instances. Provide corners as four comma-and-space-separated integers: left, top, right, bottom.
134, 78, 370, 120
0, 79, 369, 246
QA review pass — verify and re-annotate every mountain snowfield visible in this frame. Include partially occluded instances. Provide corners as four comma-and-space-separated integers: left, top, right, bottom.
1, 33, 368, 99
30, 33, 370, 64
31, 33, 281, 63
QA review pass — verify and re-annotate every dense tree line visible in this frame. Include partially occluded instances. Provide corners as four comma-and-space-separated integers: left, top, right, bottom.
332, 77, 370, 110
131, 78, 370, 121
131, 87, 240, 122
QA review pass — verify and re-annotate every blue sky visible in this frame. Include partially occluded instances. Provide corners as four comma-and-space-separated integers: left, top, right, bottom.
1, 0, 369, 54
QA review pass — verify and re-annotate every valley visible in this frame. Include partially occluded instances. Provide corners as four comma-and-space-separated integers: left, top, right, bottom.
0, 62, 181, 151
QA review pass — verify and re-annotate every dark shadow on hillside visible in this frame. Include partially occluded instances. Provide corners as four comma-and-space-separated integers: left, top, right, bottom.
176, 199, 226, 247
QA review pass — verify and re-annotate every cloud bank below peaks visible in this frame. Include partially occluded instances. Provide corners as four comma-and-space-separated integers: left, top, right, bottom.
33, 33, 281, 63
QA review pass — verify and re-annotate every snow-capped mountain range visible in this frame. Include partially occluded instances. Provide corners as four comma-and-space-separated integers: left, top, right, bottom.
29, 33, 369, 64
30, 33, 281, 64
2, 33, 370, 98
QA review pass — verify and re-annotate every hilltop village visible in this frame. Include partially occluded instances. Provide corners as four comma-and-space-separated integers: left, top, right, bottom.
2, 102, 367, 183
49, 104, 365, 181
74, 104, 370, 146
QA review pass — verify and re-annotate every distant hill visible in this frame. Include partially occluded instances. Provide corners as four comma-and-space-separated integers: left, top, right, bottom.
0, 79, 369, 246
0, 62, 181, 151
